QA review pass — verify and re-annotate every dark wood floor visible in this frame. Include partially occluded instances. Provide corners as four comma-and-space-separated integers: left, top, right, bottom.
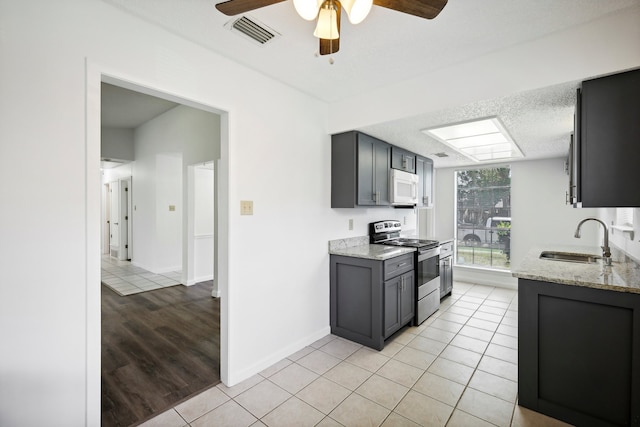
101, 281, 221, 427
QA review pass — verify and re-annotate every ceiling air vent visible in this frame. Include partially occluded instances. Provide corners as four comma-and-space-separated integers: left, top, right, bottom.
225, 16, 280, 46
434, 152, 449, 158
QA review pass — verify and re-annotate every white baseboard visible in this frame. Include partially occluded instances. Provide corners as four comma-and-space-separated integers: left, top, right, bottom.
224, 326, 331, 387
131, 260, 153, 272
453, 265, 518, 290
186, 275, 214, 286
155, 265, 182, 274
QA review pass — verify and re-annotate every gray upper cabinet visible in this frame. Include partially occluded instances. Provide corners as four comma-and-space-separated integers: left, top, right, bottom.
573, 68, 640, 207
416, 156, 434, 207
391, 147, 416, 174
331, 131, 391, 208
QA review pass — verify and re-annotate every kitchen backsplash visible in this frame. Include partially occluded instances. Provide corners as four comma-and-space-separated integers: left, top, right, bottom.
328, 236, 369, 252
603, 207, 640, 264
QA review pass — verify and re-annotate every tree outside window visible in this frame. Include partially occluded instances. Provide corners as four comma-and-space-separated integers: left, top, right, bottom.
456, 166, 511, 270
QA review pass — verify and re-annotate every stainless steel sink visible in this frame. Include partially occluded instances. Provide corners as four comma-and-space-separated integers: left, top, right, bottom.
539, 251, 601, 264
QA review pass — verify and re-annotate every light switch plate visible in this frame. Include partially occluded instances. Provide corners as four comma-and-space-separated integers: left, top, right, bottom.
240, 200, 253, 215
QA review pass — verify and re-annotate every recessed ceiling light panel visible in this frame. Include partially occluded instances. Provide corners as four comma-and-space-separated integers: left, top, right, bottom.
422, 117, 524, 162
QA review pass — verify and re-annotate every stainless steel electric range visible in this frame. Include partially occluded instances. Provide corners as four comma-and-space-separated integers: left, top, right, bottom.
369, 220, 441, 325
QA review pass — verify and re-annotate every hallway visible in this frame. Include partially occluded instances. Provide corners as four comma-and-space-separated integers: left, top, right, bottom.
101, 281, 221, 426
101, 255, 182, 296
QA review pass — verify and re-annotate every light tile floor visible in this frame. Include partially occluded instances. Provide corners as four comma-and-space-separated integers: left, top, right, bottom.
139, 282, 573, 427
101, 255, 182, 296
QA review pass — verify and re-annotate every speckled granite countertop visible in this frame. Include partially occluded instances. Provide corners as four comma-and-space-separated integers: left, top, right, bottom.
328, 236, 416, 261
329, 244, 416, 261
512, 245, 640, 294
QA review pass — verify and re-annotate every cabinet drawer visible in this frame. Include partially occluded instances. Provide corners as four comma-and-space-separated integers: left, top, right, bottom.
384, 253, 414, 281
439, 241, 453, 258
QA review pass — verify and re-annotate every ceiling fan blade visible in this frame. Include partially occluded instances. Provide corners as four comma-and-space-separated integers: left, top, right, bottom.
373, 0, 447, 19
319, 3, 341, 55
215, 0, 286, 16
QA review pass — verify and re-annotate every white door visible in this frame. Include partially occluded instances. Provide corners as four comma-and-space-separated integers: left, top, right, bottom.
103, 183, 110, 254
124, 177, 132, 261
109, 181, 120, 256
119, 179, 129, 260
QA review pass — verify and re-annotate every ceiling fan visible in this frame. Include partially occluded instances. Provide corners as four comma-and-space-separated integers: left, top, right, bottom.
215, 0, 448, 55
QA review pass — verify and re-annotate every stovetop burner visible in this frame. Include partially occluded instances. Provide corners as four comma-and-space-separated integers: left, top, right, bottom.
381, 238, 439, 249
368, 220, 439, 250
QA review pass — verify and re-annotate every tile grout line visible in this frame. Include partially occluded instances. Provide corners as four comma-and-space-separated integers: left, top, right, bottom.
148, 283, 519, 427
430, 286, 517, 426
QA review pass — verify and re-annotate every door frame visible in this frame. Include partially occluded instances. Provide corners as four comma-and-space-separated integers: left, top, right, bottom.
85, 61, 230, 425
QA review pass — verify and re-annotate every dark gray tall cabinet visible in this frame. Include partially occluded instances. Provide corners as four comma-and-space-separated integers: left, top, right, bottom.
331, 131, 391, 208
416, 156, 434, 207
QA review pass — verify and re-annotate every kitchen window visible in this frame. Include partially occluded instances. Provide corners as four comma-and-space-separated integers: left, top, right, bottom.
455, 166, 511, 270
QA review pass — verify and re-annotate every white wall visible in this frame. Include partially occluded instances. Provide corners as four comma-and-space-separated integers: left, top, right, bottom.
434, 158, 600, 287
194, 166, 214, 282
328, 6, 640, 132
132, 105, 218, 273
1, 1, 639, 426
510, 158, 599, 266
599, 208, 640, 261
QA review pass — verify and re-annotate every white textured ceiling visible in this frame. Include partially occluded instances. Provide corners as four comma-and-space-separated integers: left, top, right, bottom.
99, 0, 640, 167
101, 0, 637, 102
358, 81, 581, 168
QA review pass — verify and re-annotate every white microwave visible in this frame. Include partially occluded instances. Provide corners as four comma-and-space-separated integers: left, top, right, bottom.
390, 169, 419, 206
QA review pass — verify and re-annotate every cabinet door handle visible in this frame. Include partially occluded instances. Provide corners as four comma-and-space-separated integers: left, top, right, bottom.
398, 262, 408, 267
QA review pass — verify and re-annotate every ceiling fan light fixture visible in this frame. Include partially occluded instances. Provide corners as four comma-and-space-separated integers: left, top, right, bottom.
313, 0, 340, 40
341, 0, 372, 24
293, 0, 322, 20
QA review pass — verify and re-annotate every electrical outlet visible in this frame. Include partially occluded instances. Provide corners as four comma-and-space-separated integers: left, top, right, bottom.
240, 200, 253, 215
169, 205, 176, 211
348, 219, 354, 230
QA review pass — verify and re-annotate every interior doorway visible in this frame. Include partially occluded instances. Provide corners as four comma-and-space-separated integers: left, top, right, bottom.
106, 177, 131, 260
97, 78, 224, 426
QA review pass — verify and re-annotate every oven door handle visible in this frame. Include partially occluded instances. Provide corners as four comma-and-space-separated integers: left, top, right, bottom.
417, 247, 440, 262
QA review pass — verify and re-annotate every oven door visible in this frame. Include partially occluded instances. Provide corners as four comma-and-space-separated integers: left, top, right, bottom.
415, 247, 440, 324
417, 247, 440, 292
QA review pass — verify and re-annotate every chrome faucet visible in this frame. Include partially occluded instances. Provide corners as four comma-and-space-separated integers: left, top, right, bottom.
574, 218, 612, 265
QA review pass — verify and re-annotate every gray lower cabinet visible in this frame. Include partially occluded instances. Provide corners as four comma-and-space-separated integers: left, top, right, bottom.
384, 270, 415, 338
330, 253, 415, 350
519, 279, 640, 426
439, 240, 453, 299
